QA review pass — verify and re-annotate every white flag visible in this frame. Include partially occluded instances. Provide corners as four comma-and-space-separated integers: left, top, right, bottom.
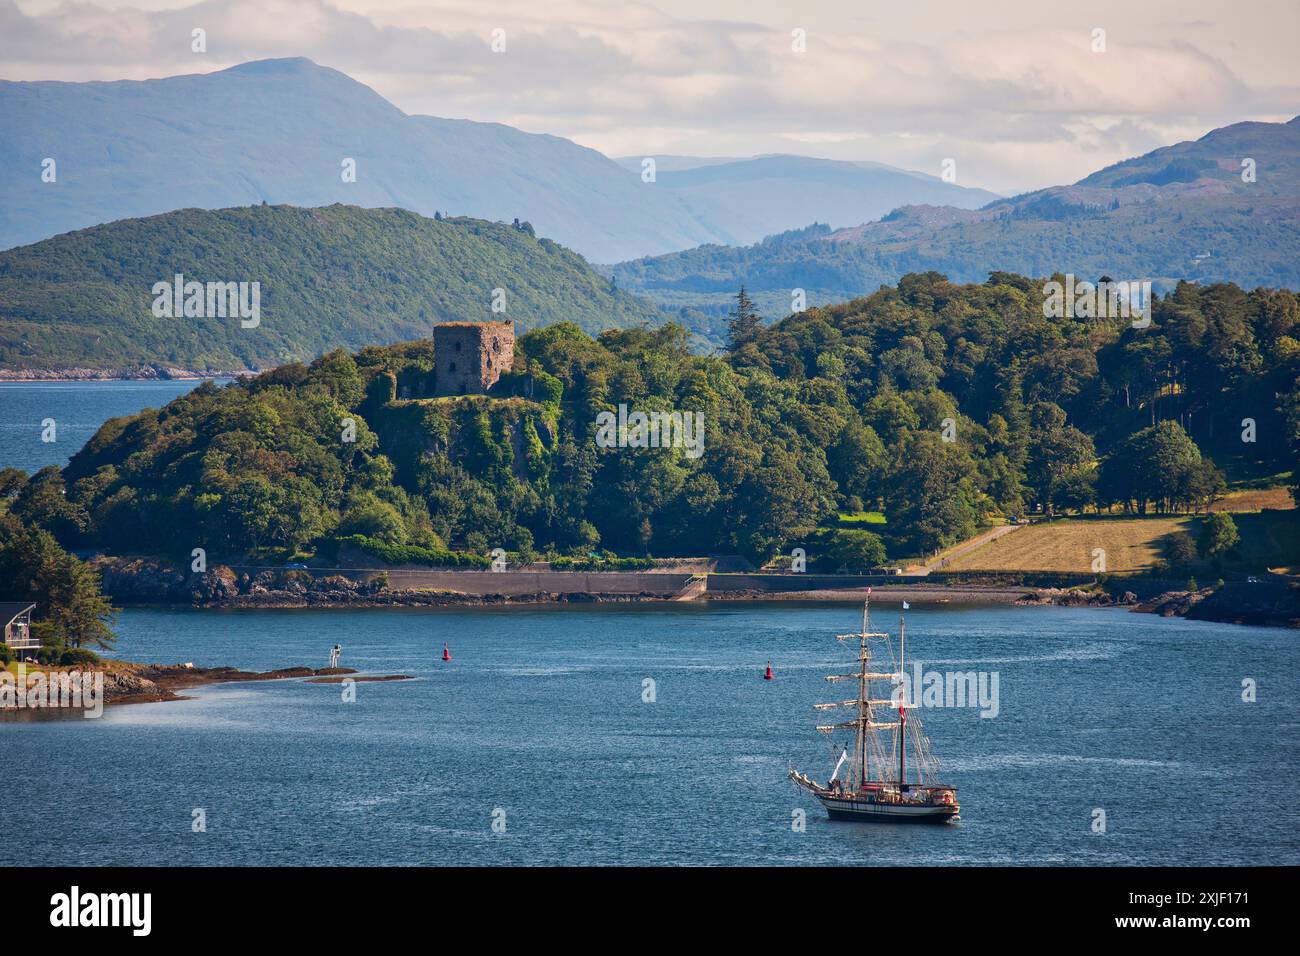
902, 601, 910, 610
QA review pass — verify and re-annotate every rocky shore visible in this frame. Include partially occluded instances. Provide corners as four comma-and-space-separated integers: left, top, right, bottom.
1135, 580, 1300, 629
0, 365, 249, 381
90, 556, 1299, 626
95, 558, 674, 607
99, 662, 359, 704
1, 661, 414, 714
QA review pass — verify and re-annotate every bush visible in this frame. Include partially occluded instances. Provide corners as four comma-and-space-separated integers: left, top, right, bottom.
1198, 513, 1240, 559
336, 534, 491, 569
59, 647, 100, 666
1164, 531, 1198, 567
0, 644, 12, 666
550, 555, 655, 571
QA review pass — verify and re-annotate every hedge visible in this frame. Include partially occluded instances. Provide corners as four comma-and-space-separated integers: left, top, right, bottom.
336, 535, 491, 569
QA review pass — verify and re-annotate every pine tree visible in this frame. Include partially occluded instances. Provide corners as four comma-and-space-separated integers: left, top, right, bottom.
728, 286, 761, 349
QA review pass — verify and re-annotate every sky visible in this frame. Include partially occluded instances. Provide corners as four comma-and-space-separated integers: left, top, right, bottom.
3, 0, 1298, 193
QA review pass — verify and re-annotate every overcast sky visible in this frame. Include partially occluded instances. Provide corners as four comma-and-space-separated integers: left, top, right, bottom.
4, 0, 1297, 193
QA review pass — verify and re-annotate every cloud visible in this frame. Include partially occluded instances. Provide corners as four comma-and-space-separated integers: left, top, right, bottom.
2, 0, 1296, 192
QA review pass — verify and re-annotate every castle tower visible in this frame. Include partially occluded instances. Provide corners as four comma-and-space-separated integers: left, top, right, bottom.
433, 321, 515, 396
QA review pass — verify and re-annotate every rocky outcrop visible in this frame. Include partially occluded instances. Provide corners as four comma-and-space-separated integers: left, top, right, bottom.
1132, 580, 1300, 628
1017, 588, 1138, 608
1134, 589, 1212, 617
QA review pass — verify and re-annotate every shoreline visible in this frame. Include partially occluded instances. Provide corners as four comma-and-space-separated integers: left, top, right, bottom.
0, 368, 249, 382
1, 662, 415, 715
93, 558, 1300, 627
104, 584, 1086, 609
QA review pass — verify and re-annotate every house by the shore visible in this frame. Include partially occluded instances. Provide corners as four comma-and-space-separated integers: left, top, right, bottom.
0, 603, 37, 650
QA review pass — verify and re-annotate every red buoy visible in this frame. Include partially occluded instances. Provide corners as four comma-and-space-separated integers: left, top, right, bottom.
442, 642, 452, 662
764, 661, 774, 681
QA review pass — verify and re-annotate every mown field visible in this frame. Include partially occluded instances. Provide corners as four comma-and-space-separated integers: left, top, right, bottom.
945, 508, 1300, 574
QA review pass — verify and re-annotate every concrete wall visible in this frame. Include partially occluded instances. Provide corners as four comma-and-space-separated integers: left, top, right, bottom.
348, 568, 694, 596
705, 573, 915, 593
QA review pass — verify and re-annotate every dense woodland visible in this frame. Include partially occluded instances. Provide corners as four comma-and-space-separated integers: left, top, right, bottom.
2, 273, 1297, 572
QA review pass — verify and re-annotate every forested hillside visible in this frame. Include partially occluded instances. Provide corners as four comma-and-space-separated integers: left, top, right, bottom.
0, 204, 662, 371
5, 273, 1296, 569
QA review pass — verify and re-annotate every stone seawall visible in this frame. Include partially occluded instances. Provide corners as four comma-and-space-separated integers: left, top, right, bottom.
338, 568, 696, 596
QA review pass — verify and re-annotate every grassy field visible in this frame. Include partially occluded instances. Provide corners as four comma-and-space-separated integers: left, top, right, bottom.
944, 510, 1300, 574
835, 511, 886, 527
945, 517, 1189, 573
1208, 487, 1295, 512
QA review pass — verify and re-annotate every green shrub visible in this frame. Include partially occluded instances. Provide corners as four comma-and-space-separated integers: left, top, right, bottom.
336, 534, 491, 569
550, 555, 655, 571
59, 648, 100, 666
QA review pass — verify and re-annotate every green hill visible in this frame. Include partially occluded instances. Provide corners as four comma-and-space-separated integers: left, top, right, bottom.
7, 272, 1294, 573
0, 204, 664, 371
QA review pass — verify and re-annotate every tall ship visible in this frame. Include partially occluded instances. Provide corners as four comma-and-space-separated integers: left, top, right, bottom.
790, 596, 960, 823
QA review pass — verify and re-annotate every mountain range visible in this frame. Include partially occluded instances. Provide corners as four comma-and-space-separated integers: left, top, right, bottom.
0, 57, 995, 263
611, 117, 1300, 318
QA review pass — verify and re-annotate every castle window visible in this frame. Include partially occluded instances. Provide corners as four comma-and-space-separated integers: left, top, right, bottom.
449, 361, 457, 372
492, 338, 500, 352
455, 341, 462, 352
486, 356, 492, 369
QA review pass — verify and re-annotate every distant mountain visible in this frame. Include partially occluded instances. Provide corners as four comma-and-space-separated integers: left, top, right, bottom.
0, 204, 664, 372
0, 58, 719, 263
612, 118, 1300, 319
1, 58, 997, 262
620, 154, 1000, 246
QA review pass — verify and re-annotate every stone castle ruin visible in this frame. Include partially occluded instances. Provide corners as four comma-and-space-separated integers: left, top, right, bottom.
433, 321, 515, 396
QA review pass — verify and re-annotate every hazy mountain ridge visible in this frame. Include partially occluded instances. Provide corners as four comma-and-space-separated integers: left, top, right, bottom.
620, 153, 1000, 248
0, 57, 1000, 262
612, 116, 1300, 319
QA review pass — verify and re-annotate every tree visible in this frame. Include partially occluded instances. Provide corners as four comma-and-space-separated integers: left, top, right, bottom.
1025, 403, 1095, 514
1164, 531, 1198, 567
1097, 421, 1207, 514
1198, 512, 1240, 560
728, 286, 762, 349
0, 517, 117, 650
884, 433, 983, 555
1050, 469, 1096, 514
812, 529, 887, 571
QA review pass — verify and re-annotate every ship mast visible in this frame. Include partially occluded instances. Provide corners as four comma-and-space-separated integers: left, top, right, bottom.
816, 594, 900, 788
898, 610, 907, 793
858, 600, 868, 787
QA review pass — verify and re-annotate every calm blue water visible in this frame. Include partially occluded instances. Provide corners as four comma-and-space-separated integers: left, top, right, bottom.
3, 603, 1296, 866
0, 380, 210, 473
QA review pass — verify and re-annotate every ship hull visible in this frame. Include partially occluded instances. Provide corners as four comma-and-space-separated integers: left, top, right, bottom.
817, 795, 959, 824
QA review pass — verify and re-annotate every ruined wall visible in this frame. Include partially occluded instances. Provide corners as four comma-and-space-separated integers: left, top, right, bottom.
433, 321, 515, 396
